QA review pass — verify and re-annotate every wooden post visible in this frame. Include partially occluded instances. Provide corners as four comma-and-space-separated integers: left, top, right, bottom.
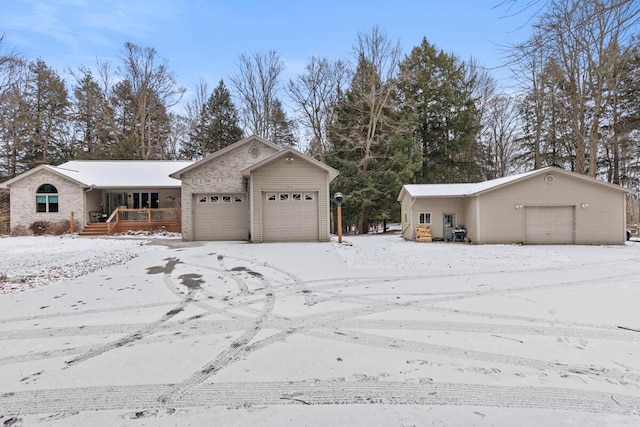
337, 205, 343, 244
69, 211, 74, 233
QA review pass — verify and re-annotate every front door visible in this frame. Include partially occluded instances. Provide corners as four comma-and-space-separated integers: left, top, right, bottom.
443, 213, 455, 241
104, 192, 127, 214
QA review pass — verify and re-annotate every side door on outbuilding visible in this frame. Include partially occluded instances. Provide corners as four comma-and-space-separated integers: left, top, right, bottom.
193, 193, 249, 240
524, 206, 575, 244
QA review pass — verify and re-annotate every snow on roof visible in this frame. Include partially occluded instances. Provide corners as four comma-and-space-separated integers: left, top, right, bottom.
51, 160, 194, 188
400, 168, 546, 198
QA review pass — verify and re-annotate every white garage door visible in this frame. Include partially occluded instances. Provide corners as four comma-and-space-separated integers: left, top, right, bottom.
524, 206, 575, 244
263, 192, 319, 241
193, 194, 248, 241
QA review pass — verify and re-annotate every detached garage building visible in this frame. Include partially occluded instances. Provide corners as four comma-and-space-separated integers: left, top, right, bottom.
398, 167, 632, 245
170, 135, 339, 242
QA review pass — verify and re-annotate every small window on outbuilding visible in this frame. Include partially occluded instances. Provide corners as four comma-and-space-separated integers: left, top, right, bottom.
419, 212, 431, 224
36, 184, 59, 213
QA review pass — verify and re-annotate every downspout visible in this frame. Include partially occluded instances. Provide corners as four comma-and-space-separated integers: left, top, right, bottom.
476, 195, 481, 244
623, 192, 628, 244
248, 173, 254, 242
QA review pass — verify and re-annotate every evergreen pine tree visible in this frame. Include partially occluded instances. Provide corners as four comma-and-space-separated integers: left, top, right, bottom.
182, 80, 243, 159
397, 38, 481, 183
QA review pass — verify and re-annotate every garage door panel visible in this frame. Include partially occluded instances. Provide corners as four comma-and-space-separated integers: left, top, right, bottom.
263, 192, 318, 241
524, 206, 574, 244
194, 194, 248, 241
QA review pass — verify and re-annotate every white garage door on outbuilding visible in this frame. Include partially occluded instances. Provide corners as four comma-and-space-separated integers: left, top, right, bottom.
262, 191, 319, 241
524, 206, 575, 244
193, 194, 248, 241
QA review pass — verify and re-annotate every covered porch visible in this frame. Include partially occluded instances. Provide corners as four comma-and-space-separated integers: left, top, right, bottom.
81, 188, 182, 236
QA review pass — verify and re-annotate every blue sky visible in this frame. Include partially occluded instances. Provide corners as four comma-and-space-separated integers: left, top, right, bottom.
1, 0, 533, 103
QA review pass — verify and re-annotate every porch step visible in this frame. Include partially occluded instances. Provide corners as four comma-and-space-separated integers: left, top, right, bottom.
79, 223, 110, 236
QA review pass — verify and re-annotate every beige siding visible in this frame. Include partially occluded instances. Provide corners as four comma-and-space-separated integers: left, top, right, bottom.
400, 196, 413, 240
463, 197, 479, 243
180, 144, 279, 241
250, 155, 330, 242
409, 198, 464, 241
8, 170, 85, 233
477, 172, 625, 244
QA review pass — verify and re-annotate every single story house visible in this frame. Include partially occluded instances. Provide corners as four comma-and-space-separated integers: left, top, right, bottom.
0, 135, 339, 242
0, 160, 189, 233
398, 166, 633, 245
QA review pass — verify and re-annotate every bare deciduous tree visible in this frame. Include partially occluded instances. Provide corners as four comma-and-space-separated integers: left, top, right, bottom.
350, 25, 402, 169
287, 56, 349, 161
0, 36, 27, 179
510, 0, 638, 176
286, 56, 350, 160
118, 42, 186, 159
230, 50, 285, 141
181, 79, 210, 158
484, 94, 522, 176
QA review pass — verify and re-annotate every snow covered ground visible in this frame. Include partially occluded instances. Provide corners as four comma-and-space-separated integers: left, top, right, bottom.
0, 233, 639, 426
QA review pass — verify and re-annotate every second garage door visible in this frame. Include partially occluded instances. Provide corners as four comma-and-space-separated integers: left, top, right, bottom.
193, 194, 248, 240
524, 206, 575, 244
263, 192, 319, 241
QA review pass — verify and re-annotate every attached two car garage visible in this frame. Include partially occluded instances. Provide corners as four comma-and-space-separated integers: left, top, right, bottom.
172, 135, 338, 243
192, 190, 320, 242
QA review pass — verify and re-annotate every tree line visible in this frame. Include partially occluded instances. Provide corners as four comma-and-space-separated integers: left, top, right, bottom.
1, 0, 639, 233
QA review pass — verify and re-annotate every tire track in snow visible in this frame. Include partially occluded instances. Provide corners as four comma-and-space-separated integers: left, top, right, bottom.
0, 301, 177, 325
64, 258, 203, 367
157, 264, 276, 405
1, 381, 638, 415
64, 287, 199, 367
300, 328, 640, 387
5, 314, 637, 367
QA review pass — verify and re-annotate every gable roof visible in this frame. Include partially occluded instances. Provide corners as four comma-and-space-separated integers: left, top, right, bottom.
398, 167, 633, 201
0, 160, 193, 189
170, 135, 282, 179
241, 148, 340, 181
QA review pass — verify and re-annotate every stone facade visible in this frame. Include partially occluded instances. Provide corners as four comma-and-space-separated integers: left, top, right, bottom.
9, 169, 85, 233
180, 140, 280, 241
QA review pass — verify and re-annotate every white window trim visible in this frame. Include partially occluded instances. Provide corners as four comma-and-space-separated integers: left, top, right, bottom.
418, 212, 431, 224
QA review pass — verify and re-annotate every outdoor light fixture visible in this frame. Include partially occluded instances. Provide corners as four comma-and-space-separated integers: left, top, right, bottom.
514, 204, 522, 210
581, 203, 589, 209
284, 156, 294, 163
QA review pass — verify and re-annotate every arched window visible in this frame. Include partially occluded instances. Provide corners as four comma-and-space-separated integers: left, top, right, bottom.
36, 184, 59, 213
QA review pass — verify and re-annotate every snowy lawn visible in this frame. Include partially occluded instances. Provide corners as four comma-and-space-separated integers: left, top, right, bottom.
0, 233, 639, 426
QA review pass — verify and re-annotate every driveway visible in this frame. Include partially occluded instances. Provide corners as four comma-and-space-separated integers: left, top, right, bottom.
1, 236, 639, 426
